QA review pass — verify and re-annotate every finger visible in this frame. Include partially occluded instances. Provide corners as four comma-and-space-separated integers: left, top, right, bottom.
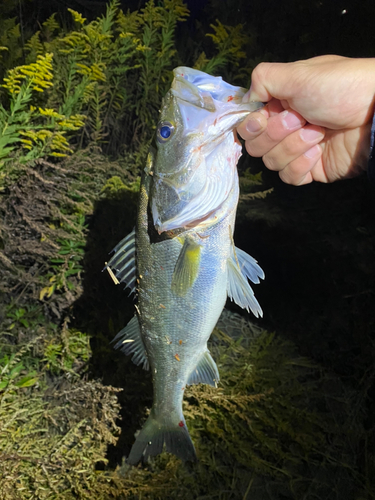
267, 98, 285, 116
278, 144, 324, 185
262, 125, 325, 172
309, 155, 330, 183
237, 99, 281, 140
280, 99, 290, 110
237, 111, 268, 140
244, 109, 306, 157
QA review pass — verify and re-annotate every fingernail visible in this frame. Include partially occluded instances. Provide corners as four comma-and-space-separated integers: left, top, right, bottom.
243, 84, 262, 103
300, 128, 324, 143
245, 117, 262, 133
242, 87, 251, 103
304, 144, 321, 158
281, 110, 304, 130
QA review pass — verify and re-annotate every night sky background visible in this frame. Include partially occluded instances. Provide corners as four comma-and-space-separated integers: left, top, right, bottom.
17, 0, 375, 60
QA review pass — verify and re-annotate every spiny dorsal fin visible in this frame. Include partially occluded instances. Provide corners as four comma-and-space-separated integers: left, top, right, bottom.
171, 236, 201, 296
104, 228, 136, 294
227, 245, 263, 318
112, 315, 149, 370
187, 349, 219, 387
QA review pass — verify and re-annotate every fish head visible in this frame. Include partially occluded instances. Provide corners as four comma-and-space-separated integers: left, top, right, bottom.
150, 67, 263, 233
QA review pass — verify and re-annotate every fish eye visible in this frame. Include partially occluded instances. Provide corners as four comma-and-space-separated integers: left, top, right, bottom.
157, 121, 174, 143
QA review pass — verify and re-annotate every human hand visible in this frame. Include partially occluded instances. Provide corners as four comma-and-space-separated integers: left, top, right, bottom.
237, 55, 375, 185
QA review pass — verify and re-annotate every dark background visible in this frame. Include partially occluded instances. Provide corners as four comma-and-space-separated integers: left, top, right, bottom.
16, 0, 375, 60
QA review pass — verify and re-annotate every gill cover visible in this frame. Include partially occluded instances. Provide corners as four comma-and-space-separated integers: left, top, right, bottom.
151, 67, 263, 233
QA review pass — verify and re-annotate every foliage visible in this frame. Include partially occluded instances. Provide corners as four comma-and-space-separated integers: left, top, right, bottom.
0, 314, 370, 499
194, 19, 254, 82
0, 344, 121, 500
100, 175, 141, 201
0, 0, 189, 167
0, 148, 134, 318
0, 12, 23, 77
0, 0, 257, 177
0, 53, 86, 180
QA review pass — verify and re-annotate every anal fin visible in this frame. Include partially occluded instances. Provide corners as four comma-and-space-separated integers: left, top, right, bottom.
112, 315, 149, 370
187, 349, 219, 387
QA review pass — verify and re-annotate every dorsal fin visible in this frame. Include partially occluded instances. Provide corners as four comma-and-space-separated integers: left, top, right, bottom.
104, 228, 136, 294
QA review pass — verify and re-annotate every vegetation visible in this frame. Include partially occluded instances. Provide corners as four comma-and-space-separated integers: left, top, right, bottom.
0, 1, 374, 499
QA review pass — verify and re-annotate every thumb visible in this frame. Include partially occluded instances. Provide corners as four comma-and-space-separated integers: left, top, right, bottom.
247, 62, 297, 103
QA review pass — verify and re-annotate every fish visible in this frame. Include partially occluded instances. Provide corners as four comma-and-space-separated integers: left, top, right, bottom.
105, 67, 264, 465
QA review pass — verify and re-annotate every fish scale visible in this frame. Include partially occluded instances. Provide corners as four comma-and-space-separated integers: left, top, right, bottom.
105, 67, 264, 464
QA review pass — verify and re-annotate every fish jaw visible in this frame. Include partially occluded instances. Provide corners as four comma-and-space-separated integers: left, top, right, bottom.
150, 68, 262, 234
172, 66, 252, 106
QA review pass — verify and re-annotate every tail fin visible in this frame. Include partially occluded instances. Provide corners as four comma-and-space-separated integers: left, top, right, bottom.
127, 409, 197, 465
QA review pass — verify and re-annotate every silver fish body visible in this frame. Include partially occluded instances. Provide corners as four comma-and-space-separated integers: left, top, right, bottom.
106, 67, 264, 464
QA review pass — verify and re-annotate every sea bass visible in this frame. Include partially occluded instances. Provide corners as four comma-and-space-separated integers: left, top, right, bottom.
106, 67, 264, 464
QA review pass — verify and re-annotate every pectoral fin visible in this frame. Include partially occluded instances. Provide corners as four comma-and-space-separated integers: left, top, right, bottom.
104, 228, 136, 295
171, 237, 201, 296
187, 349, 220, 387
112, 315, 149, 370
227, 245, 263, 318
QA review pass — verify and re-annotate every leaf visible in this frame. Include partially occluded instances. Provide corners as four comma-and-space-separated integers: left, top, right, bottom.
16, 372, 38, 388
39, 285, 55, 301
0, 380, 8, 390
9, 362, 24, 379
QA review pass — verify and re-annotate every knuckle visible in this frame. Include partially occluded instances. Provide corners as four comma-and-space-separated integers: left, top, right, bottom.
282, 140, 300, 157
265, 123, 283, 142
279, 163, 302, 185
252, 62, 270, 82
279, 171, 298, 185
278, 171, 293, 184
245, 141, 262, 157
262, 153, 280, 171
280, 154, 315, 185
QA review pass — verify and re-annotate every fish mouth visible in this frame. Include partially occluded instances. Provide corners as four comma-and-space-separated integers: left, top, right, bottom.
172, 67, 248, 108
171, 67, 264, 115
